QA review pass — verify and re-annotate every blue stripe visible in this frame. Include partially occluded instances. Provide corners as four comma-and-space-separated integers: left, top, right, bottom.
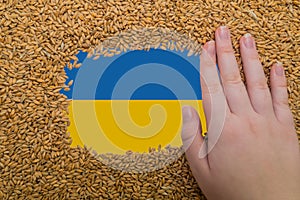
61, 49, 202, 100
95, 49, 201, 100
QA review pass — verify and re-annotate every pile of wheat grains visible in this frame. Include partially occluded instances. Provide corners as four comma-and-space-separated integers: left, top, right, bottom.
0, 0, 299, 199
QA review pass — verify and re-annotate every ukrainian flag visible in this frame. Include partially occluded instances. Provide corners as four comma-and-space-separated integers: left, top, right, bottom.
62, 49, 206, 154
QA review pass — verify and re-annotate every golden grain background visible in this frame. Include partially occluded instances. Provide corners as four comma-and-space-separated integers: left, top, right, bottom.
0, 0, 299, 199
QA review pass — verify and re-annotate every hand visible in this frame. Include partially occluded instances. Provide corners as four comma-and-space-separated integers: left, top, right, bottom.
181, 26, 300, 200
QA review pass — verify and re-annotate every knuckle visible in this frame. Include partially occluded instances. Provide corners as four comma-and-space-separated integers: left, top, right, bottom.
250, 80, 269, 90
274, 99, 289, 107
201, 59, 215, 67
219, 46, 235, 55
274, 81, 287, 88
200, 52, 216, 66
206, 83, 222, 95
201, 77, 222, 95
222, 73, 243, 86
246, 52, 260, 60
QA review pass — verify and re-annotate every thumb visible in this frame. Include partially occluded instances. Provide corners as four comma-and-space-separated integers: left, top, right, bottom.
181, 106, 210, 174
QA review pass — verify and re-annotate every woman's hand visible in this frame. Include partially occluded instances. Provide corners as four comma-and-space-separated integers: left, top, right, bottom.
181, 26, 300, 200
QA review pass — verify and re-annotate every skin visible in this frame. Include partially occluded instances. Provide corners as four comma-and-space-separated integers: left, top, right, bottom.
181, 26, 300, 200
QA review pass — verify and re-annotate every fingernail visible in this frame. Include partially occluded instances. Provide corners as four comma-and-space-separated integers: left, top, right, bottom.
219, 26, 230, 40
182, 106, 193, 122
275, 62, 284, 76
244, 33, 254, 48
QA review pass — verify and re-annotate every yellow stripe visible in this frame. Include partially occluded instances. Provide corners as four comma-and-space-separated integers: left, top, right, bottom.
69, 100, 206, 153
